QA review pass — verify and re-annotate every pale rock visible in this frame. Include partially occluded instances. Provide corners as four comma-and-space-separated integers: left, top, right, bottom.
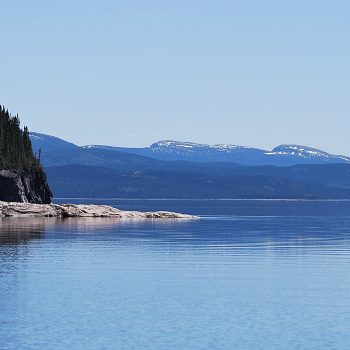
0, 201, 197, 219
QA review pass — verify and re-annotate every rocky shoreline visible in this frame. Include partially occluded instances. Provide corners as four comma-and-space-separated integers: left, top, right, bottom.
0, 201, 197, 219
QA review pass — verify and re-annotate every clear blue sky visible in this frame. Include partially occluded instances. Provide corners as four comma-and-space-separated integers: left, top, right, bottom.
1, 0, 349, 153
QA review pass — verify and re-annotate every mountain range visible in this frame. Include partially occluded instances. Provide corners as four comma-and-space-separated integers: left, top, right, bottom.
31, 132, 350, 166
85, 141, 350, 166
30, 132, 350, 199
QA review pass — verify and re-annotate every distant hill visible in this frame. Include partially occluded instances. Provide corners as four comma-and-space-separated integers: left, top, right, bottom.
31, 132, 350, 167
45, 163, 350, 199
29, 132, 350, 199
29, 132, 78, 154
87, 140, 350, 166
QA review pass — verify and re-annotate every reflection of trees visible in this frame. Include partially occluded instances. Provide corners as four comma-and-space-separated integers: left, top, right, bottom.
0, 218, 48, 245
0, 217, 190, 245
0, 217, 125, 245
0, 219, 47, 279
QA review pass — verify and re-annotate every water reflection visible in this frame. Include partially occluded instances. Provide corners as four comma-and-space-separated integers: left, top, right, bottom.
2, 201, 350, 350
0, 218, 47, 245
1, 215, 350, 253
0, 217, 186, 243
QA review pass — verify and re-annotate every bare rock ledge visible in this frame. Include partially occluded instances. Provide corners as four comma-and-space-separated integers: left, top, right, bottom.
0, 201, 198, 219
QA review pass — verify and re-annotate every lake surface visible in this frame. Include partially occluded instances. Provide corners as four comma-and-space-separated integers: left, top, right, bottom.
1, 200, 350, 349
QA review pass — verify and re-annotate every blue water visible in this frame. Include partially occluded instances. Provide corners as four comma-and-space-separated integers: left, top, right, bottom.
1, 200, 350, 349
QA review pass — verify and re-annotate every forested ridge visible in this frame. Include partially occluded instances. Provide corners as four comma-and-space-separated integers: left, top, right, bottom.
0, 105, 40, 170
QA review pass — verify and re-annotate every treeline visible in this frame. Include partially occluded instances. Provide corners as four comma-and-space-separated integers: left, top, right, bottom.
0, 105, 40, 170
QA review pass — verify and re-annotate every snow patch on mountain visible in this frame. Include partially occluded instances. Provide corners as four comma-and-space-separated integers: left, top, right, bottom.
151, 140, 254, 151
266, 144, 350, 161
148, 140, 350, 164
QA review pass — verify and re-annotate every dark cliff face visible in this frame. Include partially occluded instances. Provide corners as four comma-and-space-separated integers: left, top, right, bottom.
0, 169, 52, 204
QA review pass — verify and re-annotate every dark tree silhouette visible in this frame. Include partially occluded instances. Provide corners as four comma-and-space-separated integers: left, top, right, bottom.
0, 105, 41, 170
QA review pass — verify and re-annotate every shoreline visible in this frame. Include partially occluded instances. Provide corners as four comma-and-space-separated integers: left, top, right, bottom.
0, 201, 198, 219
53, 198, 350, 202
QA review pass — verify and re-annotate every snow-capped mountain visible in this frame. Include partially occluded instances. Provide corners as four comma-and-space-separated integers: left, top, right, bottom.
150, 140, 251, 150
146, 140, 267, 163
30, 132, 350, 166
28, 133, 350, 199
144, 140, 350, 165
268, 144, 350, 161
84, 140, 350, 166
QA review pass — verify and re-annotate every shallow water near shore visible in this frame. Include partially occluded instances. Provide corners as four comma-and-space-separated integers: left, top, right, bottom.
1, 200, 350, 349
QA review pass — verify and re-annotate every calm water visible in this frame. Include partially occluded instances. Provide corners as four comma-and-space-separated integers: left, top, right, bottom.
1, 200, 350, 349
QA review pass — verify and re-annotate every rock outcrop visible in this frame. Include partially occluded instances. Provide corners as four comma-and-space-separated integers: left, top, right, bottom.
0, 169, 52, 204
0, 201, 197, 219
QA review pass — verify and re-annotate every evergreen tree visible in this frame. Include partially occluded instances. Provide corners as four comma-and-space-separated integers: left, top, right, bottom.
0, 105, 41, 170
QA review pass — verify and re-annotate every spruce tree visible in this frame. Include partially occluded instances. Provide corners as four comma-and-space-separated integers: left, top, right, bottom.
0, 105, 41, 170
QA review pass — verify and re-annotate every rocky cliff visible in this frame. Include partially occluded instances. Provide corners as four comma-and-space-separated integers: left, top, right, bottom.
0, 169, 52, 204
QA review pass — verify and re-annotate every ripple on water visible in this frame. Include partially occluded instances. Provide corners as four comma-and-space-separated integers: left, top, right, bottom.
1, 201, 350, 349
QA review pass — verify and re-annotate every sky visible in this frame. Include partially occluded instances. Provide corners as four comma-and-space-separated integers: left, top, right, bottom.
0, 0, 349, 153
